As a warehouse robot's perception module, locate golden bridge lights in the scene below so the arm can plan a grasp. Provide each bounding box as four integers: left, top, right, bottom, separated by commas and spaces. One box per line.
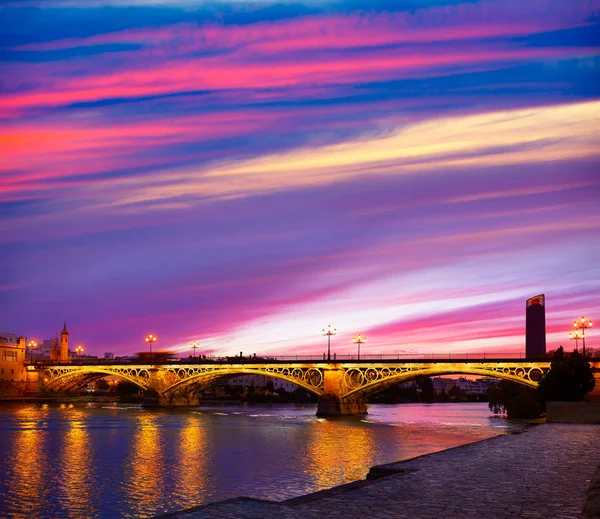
75, 345, 84, 358
352, 334, 366, 360
573, 317, 592, 356
322, 325, 336, 361
145, 334, 157, 361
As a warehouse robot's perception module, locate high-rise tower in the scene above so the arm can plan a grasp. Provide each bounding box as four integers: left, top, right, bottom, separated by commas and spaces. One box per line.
525, 294, 546, 359
60, 322, 71, 363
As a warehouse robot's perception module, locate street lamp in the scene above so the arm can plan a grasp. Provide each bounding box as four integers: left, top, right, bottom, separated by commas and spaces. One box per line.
569, 331, 582, 352
28, 340, 37, 364
191, 340, 199, 359
75, 345, 84, 359
322, 325, 336, 361
145, 334, 157, 361
573, 317, 592, 356
352, 334, 366, 360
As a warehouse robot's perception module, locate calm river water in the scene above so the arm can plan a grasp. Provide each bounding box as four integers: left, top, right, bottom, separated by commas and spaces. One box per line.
0, 402, 525, 518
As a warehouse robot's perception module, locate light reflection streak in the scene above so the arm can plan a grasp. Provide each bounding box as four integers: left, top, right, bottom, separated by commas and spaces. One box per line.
123, 413, 165, 518
4, 406, 48, 519
172, 416, 210, 509
306, 420, 375, 488
59, 409, 97, 518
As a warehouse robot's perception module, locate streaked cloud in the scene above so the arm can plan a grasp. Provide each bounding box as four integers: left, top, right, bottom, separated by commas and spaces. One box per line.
85, 100, 600, 211
1, 0, 599, 356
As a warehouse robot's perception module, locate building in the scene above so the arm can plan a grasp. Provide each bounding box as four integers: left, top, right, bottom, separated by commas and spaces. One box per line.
0, 332, 26, 382
35, 339, 55, 358
228, 374, 298, 392
455, 377, 492, 395
526, 294, 546, 359
50, 323, 71, 362
431, 376, 497, 395
33, 324, 73, 362
47, 323, 72, 363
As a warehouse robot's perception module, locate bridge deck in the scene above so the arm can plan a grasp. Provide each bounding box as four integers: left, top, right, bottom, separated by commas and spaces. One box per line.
34, 357, 550, 367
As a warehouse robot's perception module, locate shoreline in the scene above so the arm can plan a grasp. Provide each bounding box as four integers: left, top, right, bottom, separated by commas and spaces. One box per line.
153, 423, 600, 519
153, 431, 515, 519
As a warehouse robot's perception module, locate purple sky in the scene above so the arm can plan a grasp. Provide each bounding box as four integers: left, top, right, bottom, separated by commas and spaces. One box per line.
1, 0, 599, 358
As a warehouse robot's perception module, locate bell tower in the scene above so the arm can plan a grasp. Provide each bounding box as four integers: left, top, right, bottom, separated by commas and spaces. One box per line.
60, 322, 71, 363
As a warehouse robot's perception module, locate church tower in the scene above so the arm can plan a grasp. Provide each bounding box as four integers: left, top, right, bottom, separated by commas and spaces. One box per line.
60, 322, 71, 363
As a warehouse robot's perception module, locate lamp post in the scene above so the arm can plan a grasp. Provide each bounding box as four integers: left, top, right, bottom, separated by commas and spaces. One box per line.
75, 345, 84, 360
568, 331, 582, 352
352, 334, 366, 360
145, 334, 157, 362
28, 340, 37, 364
573, 317, 592, 357
322, 325, 336, 361
191, 340, 199, 359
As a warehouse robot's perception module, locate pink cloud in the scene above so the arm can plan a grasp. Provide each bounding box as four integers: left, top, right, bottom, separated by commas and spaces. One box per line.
3, 45, 594, 116
3, 0, 599, 115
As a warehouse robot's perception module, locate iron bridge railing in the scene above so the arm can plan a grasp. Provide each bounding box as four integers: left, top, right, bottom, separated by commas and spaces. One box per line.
30, 352, 539, 367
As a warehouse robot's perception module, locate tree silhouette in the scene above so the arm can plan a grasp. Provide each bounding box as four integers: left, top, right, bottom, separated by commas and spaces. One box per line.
416, 376, 435, 403
487, 381, 541, 417
538, 346, 595, 402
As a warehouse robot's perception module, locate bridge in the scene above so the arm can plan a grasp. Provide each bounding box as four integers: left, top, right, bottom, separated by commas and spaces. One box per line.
32, 356, 600, 416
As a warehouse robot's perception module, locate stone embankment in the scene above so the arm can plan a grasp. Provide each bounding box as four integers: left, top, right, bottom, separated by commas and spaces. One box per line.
155, 423, 600, 519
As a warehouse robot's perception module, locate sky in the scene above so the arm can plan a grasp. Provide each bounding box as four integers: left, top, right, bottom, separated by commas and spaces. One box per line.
1, 0, 599, 359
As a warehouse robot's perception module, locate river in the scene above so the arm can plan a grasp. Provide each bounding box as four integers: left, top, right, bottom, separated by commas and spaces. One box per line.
0, 402, 526, 518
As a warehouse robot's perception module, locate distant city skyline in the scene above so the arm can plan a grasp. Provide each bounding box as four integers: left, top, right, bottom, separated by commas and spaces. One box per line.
1, 0, 599, 357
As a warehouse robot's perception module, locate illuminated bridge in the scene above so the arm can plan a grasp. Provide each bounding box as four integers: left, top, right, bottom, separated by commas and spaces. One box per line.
33, 356, 600, 416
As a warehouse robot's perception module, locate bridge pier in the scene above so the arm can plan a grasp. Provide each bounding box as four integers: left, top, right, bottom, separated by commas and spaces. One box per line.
316, 367, 368, 417
143, 371, 204, 407
142, 394, 202, 407
316, 394, 368, 417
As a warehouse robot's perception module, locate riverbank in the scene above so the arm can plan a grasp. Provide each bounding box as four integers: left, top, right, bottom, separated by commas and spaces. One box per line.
155, 423, 600, 519
0, 395, 120, 404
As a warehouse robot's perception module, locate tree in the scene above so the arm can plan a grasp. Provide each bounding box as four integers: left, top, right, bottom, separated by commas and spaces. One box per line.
95, 379, 110, 390
115, 381, 142, 397
487, 381, 542, 418
416, 376, 435, 403
585, 347, 600, 360
448, 385, 467, 402
538, 346, 595, 403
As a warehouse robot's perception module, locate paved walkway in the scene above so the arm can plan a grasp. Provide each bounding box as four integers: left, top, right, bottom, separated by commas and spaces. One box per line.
156, 424, 600, 519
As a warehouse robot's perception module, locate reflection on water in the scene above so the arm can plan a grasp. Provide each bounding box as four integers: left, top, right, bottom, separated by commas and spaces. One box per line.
123, 413, 165, 518
4, 406, 49, 519
308, 420, 375, 488
59, 408, 98, 518
0, 402, 527, 519
172, 416, 210, 510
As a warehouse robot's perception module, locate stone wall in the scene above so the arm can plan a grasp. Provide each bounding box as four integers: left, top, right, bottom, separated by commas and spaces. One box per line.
546, 401, 600, 424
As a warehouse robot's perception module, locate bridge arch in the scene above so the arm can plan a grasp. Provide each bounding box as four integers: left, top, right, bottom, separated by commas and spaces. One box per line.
41, 366, 151, 392
342, 365, 545, 401
160, 366, 324, 397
